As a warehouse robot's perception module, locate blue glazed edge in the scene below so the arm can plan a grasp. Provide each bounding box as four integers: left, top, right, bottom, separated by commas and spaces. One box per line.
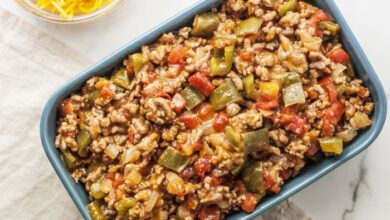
39, 0, 387, 219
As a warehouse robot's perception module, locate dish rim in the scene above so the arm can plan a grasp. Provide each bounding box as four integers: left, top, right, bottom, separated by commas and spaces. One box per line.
39, 0, 387, 219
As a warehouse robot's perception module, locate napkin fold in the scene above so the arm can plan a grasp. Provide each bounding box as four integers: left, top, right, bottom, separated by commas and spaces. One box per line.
0, 7, 310, 220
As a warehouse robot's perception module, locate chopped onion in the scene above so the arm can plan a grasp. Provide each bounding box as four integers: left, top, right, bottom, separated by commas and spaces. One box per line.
332, 63, 347, 77
145, 191, 159, 212
126, 170, 142, 186
121, 148, 141, 164
201, 120, 215, 135
337, 128, 357, 142
104, 145, 119, 160
99, 179, 112, 193
350, 112, 372, 129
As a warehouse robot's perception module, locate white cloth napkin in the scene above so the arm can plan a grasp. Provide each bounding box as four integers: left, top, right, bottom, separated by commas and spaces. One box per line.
0, 7, 310, 220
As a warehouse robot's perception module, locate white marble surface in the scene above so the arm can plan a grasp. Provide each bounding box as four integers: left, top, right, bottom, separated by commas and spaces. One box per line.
1, 0, 388, 219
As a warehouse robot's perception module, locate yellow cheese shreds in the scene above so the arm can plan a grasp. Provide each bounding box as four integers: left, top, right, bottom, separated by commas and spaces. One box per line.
35, 0, 112, 19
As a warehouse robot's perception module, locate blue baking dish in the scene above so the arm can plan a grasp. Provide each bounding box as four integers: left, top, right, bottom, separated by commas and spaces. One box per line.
40, 0, 387, 219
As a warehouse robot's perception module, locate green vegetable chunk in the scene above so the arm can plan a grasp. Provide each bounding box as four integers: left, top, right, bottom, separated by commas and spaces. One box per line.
192, 12, 220, 38
319, 137, 343, 155
243, 128, 269, 153
87, 201, 106, 220
225, 126, 243, 151
180, 86, 205, 110
90, 180, 107, 199
76, 129, 92, 157
210, 45, 235, 76
318, 21, 340, 35
158, 147, 190, 173
243, 74, 255, 99
212, 33, 237, 47
114, 198, 136, 213
60, 149, 77, 170
346, 62, 355, 77
131, 53, 147, 73
242, 161, 265, 194
278, 0, 298, 16
282, 82, 306, 107
271, 72, 301, 86
111, 68, 130, 88
210, 80, 243, 110
236, 17, 263, 37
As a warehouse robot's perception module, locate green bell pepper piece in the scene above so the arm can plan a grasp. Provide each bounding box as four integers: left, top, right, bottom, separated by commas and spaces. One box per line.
210, 80, 243, 110
242, 161, 265, 194
319, 137, 343, 155
131, 53, 148, 73
87, 201, 106, 220
243, 128, 269, 153
60, 149, 76, 170
236, 17, 263, 37
243, 74, 255, 99
225, 126, 243, 151
210, 45, 235, 76
114, 198, 136, 213
271, 72, 301, 86
158, 147, 190, 173
278, 0, 298, 16
212, 33, 237, 47
180, 86, 205, 110
318, 21, 340, 36
76, 129, 92, 157
346, 62, 355, 77
111, 68, 130, 88
282, 82, 306, 107
192, 12, 220, 38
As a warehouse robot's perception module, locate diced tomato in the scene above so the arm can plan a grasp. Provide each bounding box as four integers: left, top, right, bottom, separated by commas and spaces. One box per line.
59, 99, 73, 117
100, 85, 114, 99
112, 176, 125, 189
320, 76, 338, 103
255, 99, 279, 110
327, 47, 350, 65
194, 157, 211, 178
198, 206, 221, 220
179, 115, 200, 130
188, 72, 215, 97
241, 193, 258, 213
128, 128, 135, 144
313, 9, 330, 22
211, 176, 223, 187
322, 101, 345, 136
213, 111, 229, 132
180, 166, 196, 180
106, 172, 116, 181
287, 115, 307, 135
196, 103, 215, 121
167, 47, 187, 65
172, 93, 186, 113
239, 51, 254, 62
280, 107, 307, 135
263, 172, 280, 193
308, 9, 330, 37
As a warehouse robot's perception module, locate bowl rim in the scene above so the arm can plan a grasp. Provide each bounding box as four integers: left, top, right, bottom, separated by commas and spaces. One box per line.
15, 0, 123, 24
39, 0, 387, 219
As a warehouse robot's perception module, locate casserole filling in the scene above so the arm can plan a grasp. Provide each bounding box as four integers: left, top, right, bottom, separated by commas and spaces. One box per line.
55, 0, 373, 219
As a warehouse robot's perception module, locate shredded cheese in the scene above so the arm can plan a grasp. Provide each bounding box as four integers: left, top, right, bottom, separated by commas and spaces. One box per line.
35, 0, 112, 19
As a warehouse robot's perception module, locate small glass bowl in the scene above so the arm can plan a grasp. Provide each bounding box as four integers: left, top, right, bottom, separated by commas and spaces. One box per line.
15, 0, 124, 24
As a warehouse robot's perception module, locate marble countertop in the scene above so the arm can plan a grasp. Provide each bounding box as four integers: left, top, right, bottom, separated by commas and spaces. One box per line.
1, 0, 388, 219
